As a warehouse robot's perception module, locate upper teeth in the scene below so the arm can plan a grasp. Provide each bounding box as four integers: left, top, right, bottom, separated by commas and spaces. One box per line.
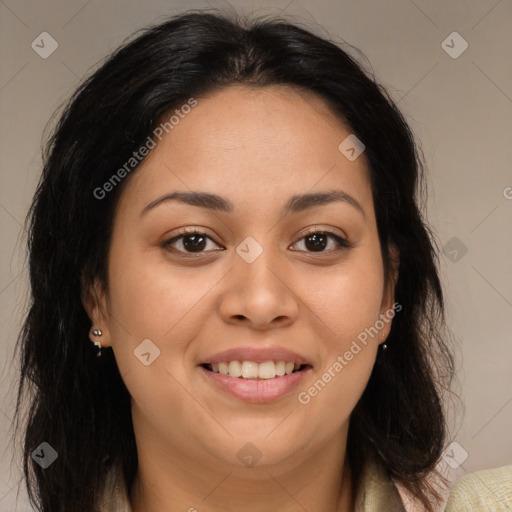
209, 361, 301, 379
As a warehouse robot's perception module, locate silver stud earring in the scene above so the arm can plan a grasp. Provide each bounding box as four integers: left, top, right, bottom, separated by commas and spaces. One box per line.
379, 331, 388, 351
91, 329, 102, 357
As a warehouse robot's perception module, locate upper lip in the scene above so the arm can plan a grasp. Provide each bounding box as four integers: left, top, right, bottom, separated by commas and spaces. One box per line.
200, 346, 312, 366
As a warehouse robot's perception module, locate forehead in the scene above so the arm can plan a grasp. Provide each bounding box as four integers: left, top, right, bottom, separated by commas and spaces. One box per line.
118, 84, 373, 217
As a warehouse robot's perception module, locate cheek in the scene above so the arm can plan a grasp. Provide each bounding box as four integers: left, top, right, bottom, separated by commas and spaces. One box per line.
300, 350, 376, 446
300, 253, 385, 343
294, 249, 383, 411
105, 251, 217, 434
107, 246, 219, 341
296, 304, 379, 438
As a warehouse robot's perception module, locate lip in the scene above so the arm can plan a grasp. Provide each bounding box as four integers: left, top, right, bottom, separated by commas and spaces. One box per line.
198, 364, 313, 403
200, 346, 311, 365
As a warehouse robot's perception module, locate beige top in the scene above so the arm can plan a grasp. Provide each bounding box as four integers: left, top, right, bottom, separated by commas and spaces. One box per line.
445, 465, 512, 512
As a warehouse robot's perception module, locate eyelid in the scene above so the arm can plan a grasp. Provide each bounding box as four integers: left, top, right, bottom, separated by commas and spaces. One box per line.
298, 225, 348, 241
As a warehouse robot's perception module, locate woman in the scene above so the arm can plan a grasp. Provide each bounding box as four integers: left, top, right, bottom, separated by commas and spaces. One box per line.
15, 10, 458, 512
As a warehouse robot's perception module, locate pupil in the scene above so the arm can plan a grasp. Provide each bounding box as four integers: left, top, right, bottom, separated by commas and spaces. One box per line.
305, 233, 327, 251
184, 234, 206, 252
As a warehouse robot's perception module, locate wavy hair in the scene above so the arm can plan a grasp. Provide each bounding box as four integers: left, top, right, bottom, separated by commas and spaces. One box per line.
14, 10, 454, 511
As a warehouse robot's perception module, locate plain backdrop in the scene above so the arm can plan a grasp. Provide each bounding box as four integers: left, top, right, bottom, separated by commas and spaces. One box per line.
0, 0, 511, 510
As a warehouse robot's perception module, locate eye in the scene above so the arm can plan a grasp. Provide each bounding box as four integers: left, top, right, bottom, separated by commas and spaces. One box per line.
162, 229, 223, 254
290, 230, 351, 253
162, 228, 351, 256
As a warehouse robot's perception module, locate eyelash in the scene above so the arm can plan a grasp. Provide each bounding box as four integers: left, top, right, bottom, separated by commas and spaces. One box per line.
162, 227, 351, 256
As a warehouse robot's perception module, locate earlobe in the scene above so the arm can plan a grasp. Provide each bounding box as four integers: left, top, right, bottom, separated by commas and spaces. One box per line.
82, 277, 113, 348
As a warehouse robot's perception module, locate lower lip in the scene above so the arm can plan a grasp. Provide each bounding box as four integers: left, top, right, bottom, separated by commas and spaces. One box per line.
198, 366, 311, 403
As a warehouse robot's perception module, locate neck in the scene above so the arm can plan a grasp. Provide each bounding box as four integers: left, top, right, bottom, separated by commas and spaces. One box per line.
129, 421, 354, 512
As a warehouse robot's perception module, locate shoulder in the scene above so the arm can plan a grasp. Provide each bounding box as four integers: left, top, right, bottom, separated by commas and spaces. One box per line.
445, 465, 512, 512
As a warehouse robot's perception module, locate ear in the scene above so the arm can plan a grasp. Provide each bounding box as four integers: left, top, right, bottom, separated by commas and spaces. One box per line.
81, 277, 113, 348
379, 243, 400, 343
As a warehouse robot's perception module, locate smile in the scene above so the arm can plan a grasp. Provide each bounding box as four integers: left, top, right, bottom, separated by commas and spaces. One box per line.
199, 362, 312, 403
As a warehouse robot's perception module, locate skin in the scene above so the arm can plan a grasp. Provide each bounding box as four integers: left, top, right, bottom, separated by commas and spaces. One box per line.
86, 85, 398, 512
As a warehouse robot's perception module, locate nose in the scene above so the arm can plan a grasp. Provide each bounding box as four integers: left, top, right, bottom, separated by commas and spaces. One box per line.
218, 249, 299, 330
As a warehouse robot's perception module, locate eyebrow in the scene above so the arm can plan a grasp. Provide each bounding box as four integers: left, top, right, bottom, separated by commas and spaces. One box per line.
140, 189, 365, 218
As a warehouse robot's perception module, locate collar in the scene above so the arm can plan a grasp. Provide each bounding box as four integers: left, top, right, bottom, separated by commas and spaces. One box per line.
355, 460, 407, 511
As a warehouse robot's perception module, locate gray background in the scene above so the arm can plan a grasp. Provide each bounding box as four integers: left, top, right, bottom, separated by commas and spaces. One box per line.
1, 0, 511, 509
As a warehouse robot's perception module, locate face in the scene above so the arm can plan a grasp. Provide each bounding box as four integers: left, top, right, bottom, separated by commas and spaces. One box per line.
88, 85, 397, 474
